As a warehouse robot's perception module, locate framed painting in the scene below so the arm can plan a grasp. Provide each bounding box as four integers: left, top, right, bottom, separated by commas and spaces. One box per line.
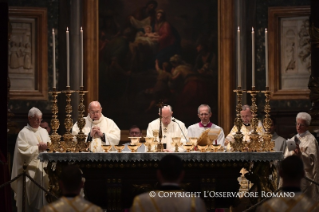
97, 0, 219, 130
8, 7, 48, 100
268, 6, 310, 100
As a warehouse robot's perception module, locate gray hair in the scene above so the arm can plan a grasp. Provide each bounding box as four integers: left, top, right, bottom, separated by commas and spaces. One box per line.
198, 104, 211, 113
296, 112, 311, 126
242, 105, 251, 111
88, 101, 102, 110
160, 105, 172, 113
28, 107, 42, 117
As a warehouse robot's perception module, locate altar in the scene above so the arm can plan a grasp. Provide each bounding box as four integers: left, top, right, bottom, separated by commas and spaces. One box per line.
39, 152, 283, 211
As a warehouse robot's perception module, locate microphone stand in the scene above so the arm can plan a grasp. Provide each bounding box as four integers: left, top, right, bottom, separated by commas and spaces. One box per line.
172, 119, 188, 143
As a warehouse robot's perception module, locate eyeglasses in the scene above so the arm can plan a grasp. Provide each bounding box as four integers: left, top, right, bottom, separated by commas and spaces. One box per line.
130, 131, 141, 135
31, 117, 42, 122
296, 123, 307, 127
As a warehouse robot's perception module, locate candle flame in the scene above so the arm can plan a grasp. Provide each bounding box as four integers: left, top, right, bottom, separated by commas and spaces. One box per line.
238, 26, 240, 30
52, 28, 54, 33
265, 28, 267, 32
67, 27, 69, 31
81, 26, 83, 30
252, 27, 254, 32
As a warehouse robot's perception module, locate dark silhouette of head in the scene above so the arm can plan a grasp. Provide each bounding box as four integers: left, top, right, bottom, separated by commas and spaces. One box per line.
59, 165, 83, 195
280, 155, 304, 187
157, 155, 184, 183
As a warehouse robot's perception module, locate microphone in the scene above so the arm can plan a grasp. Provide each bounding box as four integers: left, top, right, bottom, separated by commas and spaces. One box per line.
87, 119, 94, 142
172, 118, 188, 143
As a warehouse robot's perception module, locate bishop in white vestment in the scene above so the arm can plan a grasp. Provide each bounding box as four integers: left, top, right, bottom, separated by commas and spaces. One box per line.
72, 101, 120, 152
146, 106, 188, 152
11, 107, 51, 212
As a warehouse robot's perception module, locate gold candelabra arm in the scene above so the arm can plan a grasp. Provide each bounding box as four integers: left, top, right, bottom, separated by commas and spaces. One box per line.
231, 87, 245, 151
247, 86, 260, 134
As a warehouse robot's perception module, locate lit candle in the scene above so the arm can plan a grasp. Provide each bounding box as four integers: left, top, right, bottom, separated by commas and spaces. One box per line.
252, 27, 255, 87
66, 27, 70, 87
52, 29, 56, 89
265, 28, 268, 87
80, 27, 83, 87
237, 26, 241, 88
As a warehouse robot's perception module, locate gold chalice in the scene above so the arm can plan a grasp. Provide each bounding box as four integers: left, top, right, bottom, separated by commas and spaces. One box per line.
152, 130, 159, 140
171, 137, 182, 152
101, 145, 112, 152
197, 145, 208, 152
127, 145, 139, 152
114, 145, 125, 153
144, 137, 154, 152
183, 144, 193, 152
188, 137, 198, 151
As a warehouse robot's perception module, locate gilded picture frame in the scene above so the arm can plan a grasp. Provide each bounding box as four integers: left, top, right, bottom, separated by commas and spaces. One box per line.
8, 7, 48, 100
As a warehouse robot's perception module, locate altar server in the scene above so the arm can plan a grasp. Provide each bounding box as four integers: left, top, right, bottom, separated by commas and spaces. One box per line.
40, 165, 102, 212
146, 105, 188, 151
72, 101, 120, 152
187, 104, 225, 146
131, 155, 206, 211
11, 107, 51, 212
283, 112, 319, 201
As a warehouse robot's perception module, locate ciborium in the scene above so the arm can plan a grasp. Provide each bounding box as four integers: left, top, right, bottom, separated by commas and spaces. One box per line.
114, 145, 125, 153
183, 144, 193, 152
128, 145, 139, 152
197, 145, 208, 152
101, 145, 112, 152
144, 137, 154, 152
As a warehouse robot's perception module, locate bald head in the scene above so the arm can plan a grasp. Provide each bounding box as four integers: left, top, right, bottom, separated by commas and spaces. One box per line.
88, 101, 102, 120
161, 106, 173, 127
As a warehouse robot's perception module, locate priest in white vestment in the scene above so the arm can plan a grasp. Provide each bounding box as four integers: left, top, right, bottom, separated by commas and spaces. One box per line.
131, 155, 206, 212
225, 105, 265, 148
146, 105, 188, 152
188, 104, 225, 146
72, 101, 120, 152
40, 165, 102, 212
257, 155, 319, 212
283, 112, 319, 201
11, 107, 51, 212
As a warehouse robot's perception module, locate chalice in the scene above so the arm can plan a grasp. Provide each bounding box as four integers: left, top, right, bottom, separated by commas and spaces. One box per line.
127, 145, 139, 152
101, 145, 112, 152
171, 137, 182, 152
128, 137, 142, 148
114, 145, 125, 153
188, 137, 198, 151
197, 145, 208, 152
144, 137, 155, 152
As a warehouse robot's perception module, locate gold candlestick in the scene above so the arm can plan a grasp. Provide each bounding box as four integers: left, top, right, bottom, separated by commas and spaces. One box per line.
48, 88, 61, 152
261, 86, 274, 151
247, 86, 260, 152
62, 86, 75, 152
76, 86, 89, 152
231, 86, 244, 152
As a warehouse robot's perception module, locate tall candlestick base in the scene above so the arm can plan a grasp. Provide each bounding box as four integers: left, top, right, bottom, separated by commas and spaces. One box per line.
48, 88, 61, 152
261, 86, 274, 151
62, 86, 76, 152
75, 86, 90, 152
230, 87, 245, 152
247, 86, 261, 151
